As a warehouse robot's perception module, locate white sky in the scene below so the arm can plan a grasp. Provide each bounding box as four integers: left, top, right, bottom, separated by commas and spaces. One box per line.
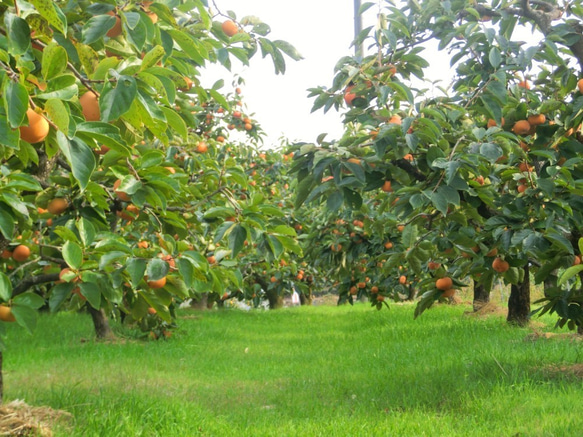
202, 0, 359, 148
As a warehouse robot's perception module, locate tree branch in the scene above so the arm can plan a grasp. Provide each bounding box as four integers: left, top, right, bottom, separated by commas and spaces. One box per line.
12, 273, 60, 296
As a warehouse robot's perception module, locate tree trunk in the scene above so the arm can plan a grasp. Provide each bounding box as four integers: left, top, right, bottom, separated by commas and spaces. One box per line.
265, 290, 283, 309
0, 351, 3, 404
507, 264, 530, 326
299, 293, 312, 305
87, 306, 115, 340
473, 280, 490, 312
190, 292, 209, 310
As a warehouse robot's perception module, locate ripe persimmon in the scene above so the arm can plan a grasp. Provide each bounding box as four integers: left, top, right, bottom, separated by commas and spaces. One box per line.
512, 120, 531, 135
47, 198, 69, 215
442, 289, 456, 298
222, 20, 239, 37
527, 114, 545, 126
19, 108, 49, 144
106, 11, 122, 38
518, 80, 530, 89
196, 141, 208, 153
12, 245, 31, 262
0, 306, 16, 322
573, 255, 581, 266
384, 241, 393, 249
492, 257, 509, 273
435, 277, 453, 290
344, 86, 357, 106
79, 91, 101, 121
578, 78, 583, 94
381, 181, 394, 192
399, 275, 407, 285
388, 114, 402, 125
148, 276, 167, 289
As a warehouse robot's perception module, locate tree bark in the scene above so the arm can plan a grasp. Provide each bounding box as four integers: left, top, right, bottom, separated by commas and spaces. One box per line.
0, 351, 3, 404
265, 290, 284, 309
473, 280, 490, 311
507, 264, 531, 326
190, 292, 209, 310
299, 291, 312, 306
87, 306, 115, 340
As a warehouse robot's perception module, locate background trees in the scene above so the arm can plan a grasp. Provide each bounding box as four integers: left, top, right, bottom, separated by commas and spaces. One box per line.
0, 0, 304, 364
291, 0, 583, 330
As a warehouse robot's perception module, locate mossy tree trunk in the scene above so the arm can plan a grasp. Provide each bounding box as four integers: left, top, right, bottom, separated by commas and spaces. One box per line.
507, 264, 530, 326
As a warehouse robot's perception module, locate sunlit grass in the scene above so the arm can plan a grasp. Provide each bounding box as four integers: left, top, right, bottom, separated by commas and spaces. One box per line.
5, 303, 582, 436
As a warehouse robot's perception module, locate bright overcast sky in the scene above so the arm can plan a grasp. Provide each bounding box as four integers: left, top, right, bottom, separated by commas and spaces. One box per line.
201, 0, 360, 148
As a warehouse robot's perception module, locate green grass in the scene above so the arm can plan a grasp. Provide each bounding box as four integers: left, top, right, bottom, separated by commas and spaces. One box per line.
5, 303, 583, 436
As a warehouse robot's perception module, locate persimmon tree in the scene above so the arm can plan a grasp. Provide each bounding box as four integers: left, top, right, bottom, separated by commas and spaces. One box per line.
291, 0, 583, 330
0, 0, 304, 400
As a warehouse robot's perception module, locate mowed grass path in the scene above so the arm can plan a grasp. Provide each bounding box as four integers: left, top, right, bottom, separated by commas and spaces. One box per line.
6, 303, 583, 436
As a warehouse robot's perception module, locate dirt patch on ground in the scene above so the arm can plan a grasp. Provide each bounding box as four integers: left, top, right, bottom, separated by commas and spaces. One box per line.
539, 363, 583, 380
463, 302, 507, 318
524, 331, 583, 342
0, 400, 71, 436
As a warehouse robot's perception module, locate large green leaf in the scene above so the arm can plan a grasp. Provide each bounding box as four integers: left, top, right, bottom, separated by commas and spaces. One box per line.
146, 257, 169, 281
63, 240, 83, 269
4, 81, 28, 129
229, 224, 247, 257
57, 133, 96, 191
126, 257, 147, 288
5, 13, 30, 55
100, 76, 137, 122
82, 14, 117, 44
11, 305, 37, 334
0, 273, 12, 302
44, 98, 71, 135
30, 0, 67, 34
41, 43, 68, 80
79, 282, 101, 310
13, 292, 45, 309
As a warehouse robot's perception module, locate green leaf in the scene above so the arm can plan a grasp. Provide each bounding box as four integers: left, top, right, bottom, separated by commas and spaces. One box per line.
480, 142, 503, 163
0, 273, 12, 302
49, 283, 74, 312
77, 217, 96, 246
273, 40, 303, 60
5, 13, 30, 55
229, 224, 247, 257
4, 81, 28, 129
79, 282, 101, 310
13, 291, 45, 309
488, 47, 502, 68
11, 305, 37, 334
63, 240, 83, 269
146, 257, 169, 281
44, 98, 70, 134
82, 14, 117, 44
57, 133, 96, 191
0, 205, 14, 239
160, 107, 187, 140
177, 257, 194, 288
558, 265, 583, 286
126, 258, 147, 288
141, 45, 165, 70
30, 0, 66, 34
41, 43, 68, 80
100, 76, 137, 122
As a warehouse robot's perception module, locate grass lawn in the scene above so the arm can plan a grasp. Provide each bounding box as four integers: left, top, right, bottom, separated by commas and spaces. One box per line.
5, 301, 583, 436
